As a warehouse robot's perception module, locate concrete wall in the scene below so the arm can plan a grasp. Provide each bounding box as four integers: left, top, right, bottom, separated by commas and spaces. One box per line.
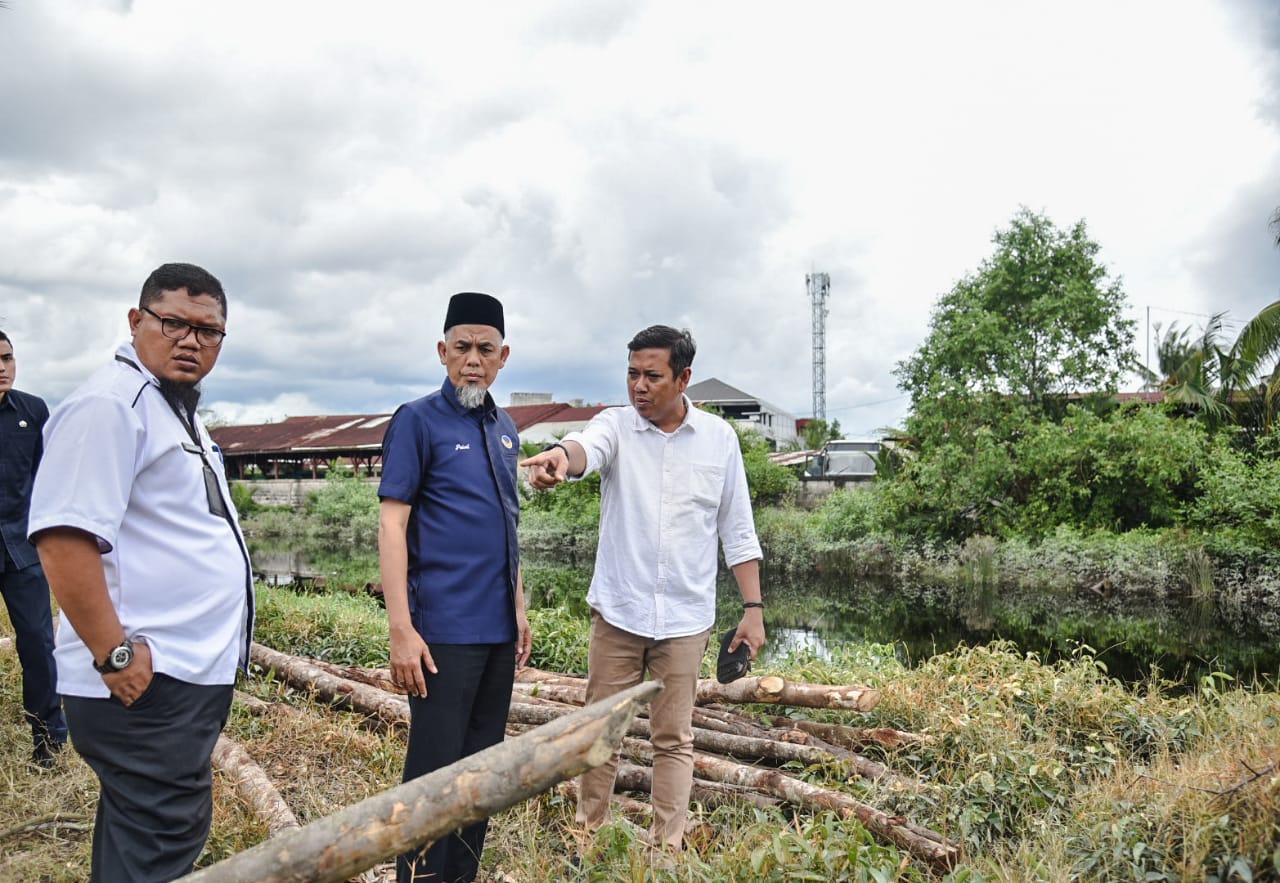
235, 478, 379, 509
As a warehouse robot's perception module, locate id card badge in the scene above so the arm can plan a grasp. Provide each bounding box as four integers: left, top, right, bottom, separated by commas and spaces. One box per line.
183, 442, 229, 519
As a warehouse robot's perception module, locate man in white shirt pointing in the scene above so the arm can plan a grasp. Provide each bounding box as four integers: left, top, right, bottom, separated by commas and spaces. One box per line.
521, 324, 765, 855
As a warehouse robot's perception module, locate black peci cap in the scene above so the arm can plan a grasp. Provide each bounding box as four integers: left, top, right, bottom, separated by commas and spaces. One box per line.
443, 292, 504, 338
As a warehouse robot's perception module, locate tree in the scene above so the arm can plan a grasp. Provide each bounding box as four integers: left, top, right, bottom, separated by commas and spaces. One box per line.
895, 208, 1137, 440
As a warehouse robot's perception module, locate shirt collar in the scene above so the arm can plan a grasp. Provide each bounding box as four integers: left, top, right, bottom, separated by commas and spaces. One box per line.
114, 342, 160, 386
0, 392, 14, 412
628, 394, 697, 434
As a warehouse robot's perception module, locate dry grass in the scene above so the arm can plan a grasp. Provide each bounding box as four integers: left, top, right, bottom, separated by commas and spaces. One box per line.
5, 596, 1280, 881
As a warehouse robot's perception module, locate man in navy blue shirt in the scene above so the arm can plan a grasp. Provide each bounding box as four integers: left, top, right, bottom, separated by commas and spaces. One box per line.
378, 292, 531, 883
0, 330, 67, 769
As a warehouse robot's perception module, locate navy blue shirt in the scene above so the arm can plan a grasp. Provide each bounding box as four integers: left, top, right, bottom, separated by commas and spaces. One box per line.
378, 380, 520, 644
0, 389, 50, 569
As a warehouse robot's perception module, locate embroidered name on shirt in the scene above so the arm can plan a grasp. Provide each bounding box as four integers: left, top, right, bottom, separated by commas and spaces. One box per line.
455, 443, 471, 451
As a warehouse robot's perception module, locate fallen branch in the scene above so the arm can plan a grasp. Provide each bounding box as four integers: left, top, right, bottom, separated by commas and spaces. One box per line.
182, 681, 663, 883
0, 814, 91, 844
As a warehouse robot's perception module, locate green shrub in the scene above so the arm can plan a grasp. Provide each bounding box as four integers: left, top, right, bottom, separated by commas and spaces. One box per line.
230, 481, 260, 515
1185, 433, 1280, 556
303, 473, 379, 545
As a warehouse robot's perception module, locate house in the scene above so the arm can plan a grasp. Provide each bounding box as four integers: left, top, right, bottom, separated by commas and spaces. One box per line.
685, 378, 798, 448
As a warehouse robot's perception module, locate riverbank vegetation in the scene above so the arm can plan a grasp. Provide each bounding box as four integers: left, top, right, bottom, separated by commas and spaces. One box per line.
4, 586, 1276, 881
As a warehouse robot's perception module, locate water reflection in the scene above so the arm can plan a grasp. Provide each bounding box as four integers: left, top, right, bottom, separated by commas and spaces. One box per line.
750, 570, 1280, 688
763, 626, 831, 665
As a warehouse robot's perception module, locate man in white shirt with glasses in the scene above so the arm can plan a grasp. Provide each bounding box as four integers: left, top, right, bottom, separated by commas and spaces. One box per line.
521, 324, 765, 857
29, 262, 253, 883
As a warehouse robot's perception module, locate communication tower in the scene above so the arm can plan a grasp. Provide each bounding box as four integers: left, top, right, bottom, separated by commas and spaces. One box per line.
807, 272, 830, 421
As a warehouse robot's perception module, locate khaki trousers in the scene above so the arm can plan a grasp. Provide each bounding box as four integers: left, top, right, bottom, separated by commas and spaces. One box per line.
576, 610, 710, 849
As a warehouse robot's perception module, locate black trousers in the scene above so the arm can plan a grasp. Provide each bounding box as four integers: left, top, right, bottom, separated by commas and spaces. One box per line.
0, 553, 66, 746
64, 674, 233, 883
399, 642, 515, 883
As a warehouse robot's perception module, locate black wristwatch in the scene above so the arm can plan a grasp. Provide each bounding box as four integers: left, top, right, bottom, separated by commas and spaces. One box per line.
94, 640, 135, 674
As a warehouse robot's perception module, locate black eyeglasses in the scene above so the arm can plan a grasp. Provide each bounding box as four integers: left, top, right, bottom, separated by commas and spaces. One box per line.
141, 306, 226, 348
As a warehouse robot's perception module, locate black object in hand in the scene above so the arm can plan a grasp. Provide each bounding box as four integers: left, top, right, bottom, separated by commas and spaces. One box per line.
716, 628, 751, 684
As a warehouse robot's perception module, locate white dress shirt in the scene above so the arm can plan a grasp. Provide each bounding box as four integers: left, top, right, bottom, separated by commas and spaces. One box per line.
562, 397, 762, 640
28, 343, 253, 698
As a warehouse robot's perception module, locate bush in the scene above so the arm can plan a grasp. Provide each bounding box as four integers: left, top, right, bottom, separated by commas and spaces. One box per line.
304, 473, 380, 545
230, 481, 259, 515
1185, 432, 1280, 556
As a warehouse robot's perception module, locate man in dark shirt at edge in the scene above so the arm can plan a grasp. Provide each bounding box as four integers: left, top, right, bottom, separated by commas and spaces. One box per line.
0, 330, 68, 769
377, 292, 532, 883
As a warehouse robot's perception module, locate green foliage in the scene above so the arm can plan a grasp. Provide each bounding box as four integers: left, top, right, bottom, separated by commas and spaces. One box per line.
801, 418, 842, 450
814, 487, 887, 541
303, 472, 380, 545
230, 481, 260, 515
252, 584, 388, 665
1007, 405, 1208, 536
895, 208, 1137, 451
877, 425, 1017, 541
735, 423, 798, 505
524, 604, 591, 674
877, 405, 1210, 542
1185, 431, 1280, 554
519, 470, 601, 529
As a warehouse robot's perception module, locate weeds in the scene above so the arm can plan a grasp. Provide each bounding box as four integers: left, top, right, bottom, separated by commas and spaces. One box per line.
6, 588, 1278, 881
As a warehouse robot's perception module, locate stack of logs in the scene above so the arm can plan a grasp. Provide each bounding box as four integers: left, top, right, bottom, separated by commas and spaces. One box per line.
216, 642, 960, 873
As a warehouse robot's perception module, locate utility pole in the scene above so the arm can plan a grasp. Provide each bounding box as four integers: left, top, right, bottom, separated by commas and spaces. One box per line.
807, 272, 830, 422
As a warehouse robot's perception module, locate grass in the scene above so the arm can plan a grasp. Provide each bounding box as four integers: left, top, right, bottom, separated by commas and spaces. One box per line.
3, 589, 1278, 881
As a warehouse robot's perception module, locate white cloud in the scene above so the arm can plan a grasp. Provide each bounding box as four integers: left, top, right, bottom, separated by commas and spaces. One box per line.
0, 0, 1276, 439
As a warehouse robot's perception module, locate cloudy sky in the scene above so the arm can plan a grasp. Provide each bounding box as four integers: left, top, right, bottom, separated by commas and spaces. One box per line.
1, 0, 1277, 437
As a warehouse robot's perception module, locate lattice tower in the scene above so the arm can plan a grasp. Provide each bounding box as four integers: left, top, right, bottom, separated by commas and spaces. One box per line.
807, 272, 830, 421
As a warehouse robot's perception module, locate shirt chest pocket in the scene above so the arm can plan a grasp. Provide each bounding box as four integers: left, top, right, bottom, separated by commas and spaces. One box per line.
689, 463, 724, 509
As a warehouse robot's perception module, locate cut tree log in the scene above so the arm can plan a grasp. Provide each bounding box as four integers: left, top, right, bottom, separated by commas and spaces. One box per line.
517, 666, 883, 712
509, 700, 909, 787
687, 750, 960, 870
756, 713, 930, 750
250, 643, 410, 730
696, 676, 881, 711
604, 736, 959, 870
211, 736, 302, 837
555, 764, 782, 814
181, 681, 663, 883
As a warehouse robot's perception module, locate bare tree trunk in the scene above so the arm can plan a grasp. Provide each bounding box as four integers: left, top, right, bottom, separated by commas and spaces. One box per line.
509, 700, 905, 785
687, 751, 960, 870
610, 737, 958, 870
696, 676, 881, 711
555, 763, 783, 814
211, 736, 301, 837
517, 667, 883, 711
249, 643, 410, 730
182, 681, 662, 883
303, 658, 398, 694
757, 713, 929, 750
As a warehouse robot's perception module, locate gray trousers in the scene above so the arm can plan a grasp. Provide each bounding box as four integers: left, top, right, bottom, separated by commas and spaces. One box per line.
64, 674, 234, 883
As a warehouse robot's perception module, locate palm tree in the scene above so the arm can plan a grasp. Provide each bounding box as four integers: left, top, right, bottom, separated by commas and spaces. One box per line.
1139, 317, 1234, 427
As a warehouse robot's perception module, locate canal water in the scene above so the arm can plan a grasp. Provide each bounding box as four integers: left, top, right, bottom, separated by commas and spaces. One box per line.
251, 543, 1280, 689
